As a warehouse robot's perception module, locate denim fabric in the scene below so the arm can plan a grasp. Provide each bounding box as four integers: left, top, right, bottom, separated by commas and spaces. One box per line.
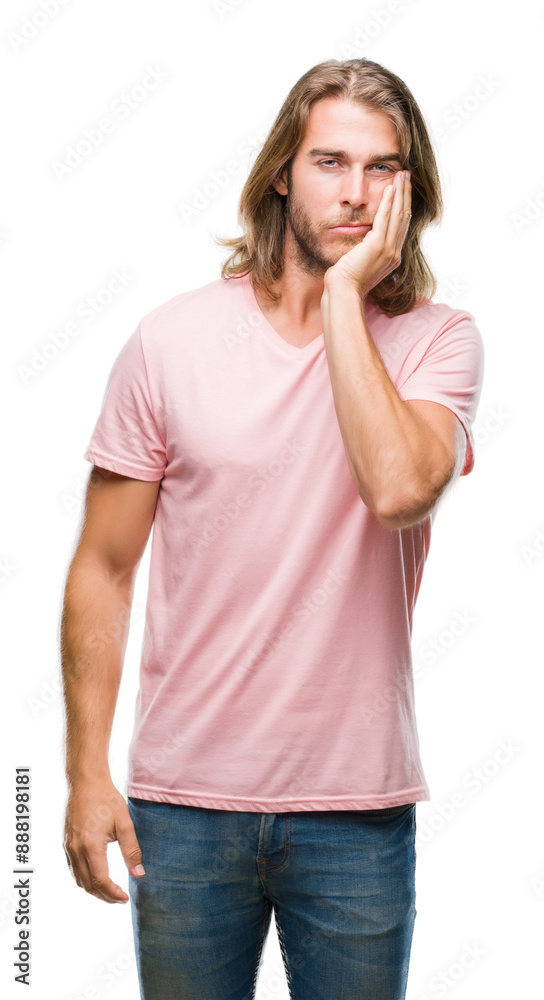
127, 797, 417, 1000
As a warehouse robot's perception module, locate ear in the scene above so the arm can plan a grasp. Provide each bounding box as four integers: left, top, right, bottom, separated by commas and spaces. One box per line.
271, 164, 289, 197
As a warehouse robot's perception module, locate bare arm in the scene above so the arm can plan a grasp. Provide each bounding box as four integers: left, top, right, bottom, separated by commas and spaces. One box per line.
60, 465, 161, 903
320, 279, 455, 527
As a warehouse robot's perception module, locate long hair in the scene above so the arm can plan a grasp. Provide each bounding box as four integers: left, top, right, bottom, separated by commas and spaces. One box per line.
212, 58, 443, 317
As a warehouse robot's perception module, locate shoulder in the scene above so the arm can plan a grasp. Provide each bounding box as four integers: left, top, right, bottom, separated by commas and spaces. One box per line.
142, 276, 237, 330
372, 295, 483, 350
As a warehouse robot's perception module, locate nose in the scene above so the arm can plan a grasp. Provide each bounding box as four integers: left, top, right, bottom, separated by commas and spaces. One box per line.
338, 166, 371, 208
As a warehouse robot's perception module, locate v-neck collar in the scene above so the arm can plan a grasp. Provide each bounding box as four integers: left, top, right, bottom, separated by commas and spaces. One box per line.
240, 272, 325, 361
239, 271, 378, 361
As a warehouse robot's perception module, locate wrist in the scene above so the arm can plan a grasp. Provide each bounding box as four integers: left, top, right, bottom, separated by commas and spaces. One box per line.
322, 273, 368, 304
321, 276, 370, 326
66, 763, 112, 787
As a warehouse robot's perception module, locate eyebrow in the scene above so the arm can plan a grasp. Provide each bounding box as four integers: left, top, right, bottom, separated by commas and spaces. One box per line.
307, 148, 403, 164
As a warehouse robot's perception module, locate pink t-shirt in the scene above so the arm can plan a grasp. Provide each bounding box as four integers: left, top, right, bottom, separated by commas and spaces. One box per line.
84, 272, 484, 811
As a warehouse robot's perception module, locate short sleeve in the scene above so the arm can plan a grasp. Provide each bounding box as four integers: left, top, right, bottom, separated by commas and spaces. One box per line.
397, 309, 485, 476
83, 324, 166, 480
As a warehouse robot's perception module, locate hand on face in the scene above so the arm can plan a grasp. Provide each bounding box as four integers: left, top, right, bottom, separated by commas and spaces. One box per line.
323, 170, 412, 297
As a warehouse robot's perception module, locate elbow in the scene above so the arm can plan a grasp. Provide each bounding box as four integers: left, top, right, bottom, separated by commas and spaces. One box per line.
375, 499, 434, 530
375, 464, 455, 530
374, 495, 421, 530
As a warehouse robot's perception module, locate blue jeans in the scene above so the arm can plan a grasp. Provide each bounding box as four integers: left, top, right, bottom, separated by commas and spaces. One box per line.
127, 797, 417, 1000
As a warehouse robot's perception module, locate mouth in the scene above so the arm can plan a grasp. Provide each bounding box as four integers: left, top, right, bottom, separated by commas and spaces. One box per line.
329, 224, 372, 234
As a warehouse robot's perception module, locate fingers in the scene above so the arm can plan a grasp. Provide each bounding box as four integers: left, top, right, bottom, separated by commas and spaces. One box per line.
400, 170, 412, 244
82, 842, 130, 903
116, 812, 146, 879
391, 171, 412, 259
371, 181, 395, 243
63, 783, 135, 905
397, 170, 411, 223
65, 836, 129, 903
372, 172, 411, 265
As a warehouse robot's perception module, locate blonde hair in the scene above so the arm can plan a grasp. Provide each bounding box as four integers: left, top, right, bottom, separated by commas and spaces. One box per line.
212, 58, 443, 317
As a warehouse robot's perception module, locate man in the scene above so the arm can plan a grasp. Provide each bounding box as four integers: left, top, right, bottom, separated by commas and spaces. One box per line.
61, 57, 484, 1000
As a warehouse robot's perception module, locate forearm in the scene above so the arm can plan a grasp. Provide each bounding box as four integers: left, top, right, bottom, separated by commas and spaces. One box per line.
60, 560, 134, 786
321, 279, 453, 521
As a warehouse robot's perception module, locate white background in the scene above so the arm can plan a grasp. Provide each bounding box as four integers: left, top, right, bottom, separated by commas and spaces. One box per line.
1, 0, 543, 997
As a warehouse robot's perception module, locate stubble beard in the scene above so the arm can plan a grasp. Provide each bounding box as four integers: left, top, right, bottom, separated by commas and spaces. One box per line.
285, 186, 363, 277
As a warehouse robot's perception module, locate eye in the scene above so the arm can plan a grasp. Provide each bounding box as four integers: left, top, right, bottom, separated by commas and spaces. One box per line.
317, 160, 397, 172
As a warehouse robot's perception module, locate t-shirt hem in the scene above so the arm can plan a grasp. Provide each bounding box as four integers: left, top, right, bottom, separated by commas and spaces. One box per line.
84, 448, 164, 481
125, 782, 430, 812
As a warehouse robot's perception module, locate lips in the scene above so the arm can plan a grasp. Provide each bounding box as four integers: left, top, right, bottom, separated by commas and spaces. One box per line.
329, 223, 372, 233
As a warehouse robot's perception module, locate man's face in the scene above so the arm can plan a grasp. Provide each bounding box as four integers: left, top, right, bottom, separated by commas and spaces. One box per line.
274, 97, 404, 276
